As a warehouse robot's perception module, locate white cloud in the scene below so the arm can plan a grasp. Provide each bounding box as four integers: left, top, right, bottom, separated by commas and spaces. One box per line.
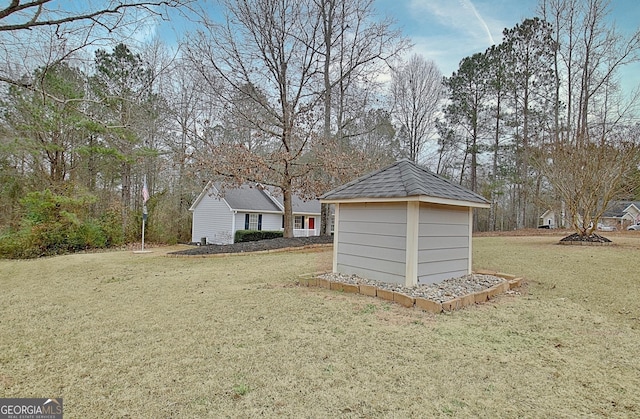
402, 0, 521, 74
408, 0, 502, 49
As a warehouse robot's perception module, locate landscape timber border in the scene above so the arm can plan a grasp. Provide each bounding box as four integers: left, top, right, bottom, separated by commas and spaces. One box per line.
298, 269, 523, 314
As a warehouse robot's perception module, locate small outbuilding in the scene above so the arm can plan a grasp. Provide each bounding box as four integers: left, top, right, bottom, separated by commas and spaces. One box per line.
321, 159, 490, 286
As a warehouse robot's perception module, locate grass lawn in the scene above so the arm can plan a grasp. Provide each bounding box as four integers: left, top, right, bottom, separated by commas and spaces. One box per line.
1, 234, 640, 417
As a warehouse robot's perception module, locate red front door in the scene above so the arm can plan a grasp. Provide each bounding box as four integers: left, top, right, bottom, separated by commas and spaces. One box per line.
308, 217, 315, 230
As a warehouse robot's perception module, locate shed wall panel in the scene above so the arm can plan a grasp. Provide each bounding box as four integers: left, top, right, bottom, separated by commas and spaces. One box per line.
418, 236, 469, 250
417, 204, 470, 284
339, 232, 406, 250
339, 243, 406, 262
419, 205, 469, 224
418, 259, 469, 276
339, 203, 407, 223
418, 223, 468, 237
418, 247, 469, 263
336, 202, 407, 284
340, 221, 407, 237
419, 269, 468, 284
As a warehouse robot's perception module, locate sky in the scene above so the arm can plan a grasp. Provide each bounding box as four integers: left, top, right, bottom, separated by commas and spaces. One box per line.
150, 0, 640, 89
375, 0, 539, 76
374, 0, 640, 79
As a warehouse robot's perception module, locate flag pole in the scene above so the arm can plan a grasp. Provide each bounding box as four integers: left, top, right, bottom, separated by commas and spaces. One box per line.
142, 205, 147, 251
141, 174, 149, 252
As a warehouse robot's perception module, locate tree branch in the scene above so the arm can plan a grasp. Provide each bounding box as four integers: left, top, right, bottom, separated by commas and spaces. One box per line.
0, 1, 193, 32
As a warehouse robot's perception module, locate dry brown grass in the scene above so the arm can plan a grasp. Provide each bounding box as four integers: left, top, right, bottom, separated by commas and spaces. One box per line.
2, 235, 640, 417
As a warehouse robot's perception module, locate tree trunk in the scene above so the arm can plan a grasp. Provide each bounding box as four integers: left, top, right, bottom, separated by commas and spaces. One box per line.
282, 177, 294, 238
121, 161, 131, 239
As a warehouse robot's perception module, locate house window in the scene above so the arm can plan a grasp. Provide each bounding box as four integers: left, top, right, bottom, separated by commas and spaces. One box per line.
249, 213, 259, 230
245, 213, 262, 230
294, 216, 304, 229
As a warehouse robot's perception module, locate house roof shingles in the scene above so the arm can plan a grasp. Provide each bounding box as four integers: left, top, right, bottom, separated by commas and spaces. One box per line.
321, 159, 489, 205
219, 184, 282, 213
190, 182, 321, 214
264, 186, 321, 214
602, 201, 640, 218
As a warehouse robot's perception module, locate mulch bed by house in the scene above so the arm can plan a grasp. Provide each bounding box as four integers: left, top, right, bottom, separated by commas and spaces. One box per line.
169, 235, 334, 256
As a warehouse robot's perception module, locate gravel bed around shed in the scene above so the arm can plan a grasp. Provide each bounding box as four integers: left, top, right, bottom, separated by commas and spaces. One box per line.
318, 272, 506, 303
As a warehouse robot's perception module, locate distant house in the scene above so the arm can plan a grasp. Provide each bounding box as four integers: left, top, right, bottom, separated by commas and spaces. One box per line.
539, 201, 640, 230
321, 159, 490, 286
189, 182, 321, 244
539, 209, 563, 228
601, 201, 640, 229
539, 208, 587, 229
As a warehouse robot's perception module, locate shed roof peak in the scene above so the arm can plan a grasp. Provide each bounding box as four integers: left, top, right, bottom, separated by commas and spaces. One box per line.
321, 159, 488, 205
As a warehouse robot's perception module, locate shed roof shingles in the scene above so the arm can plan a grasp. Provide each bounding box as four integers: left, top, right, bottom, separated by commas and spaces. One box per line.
321, 159, 488, 204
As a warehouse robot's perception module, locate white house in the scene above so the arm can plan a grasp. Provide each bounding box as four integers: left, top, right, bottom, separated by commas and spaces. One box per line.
601, 201, 640, 229
321, 159, 490, 286
189, 183, 321, 244
539, 209, 562, 228
540, 201, 640, 231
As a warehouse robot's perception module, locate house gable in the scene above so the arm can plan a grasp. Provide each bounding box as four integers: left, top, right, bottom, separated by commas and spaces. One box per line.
190, 184, 235, 244
623, 203, 640, 223
599, 201, 640, 227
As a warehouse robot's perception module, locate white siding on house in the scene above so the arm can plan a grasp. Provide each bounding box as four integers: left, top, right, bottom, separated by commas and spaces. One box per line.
336, 202, 407, 285
191, 192, 234, 244
234, 212, 282, 232
540, 211, 555, 228
261, 213, 282, 231
417, 204, 469, 284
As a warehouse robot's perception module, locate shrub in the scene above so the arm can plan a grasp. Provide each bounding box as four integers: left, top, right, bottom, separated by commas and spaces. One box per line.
0, 189, 118, 259
234, 230, 283, 243
98, 205, 124, 247
0, 229, 31, 259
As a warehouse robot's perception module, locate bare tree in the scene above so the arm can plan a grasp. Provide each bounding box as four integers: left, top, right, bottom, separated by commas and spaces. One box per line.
0, 1, 195, 94
315, 0, 407, 234
162, 58, 221, 237
184, 0, 324, 238
536, 0, 640, 237
534, 133, 640, 236
390, 54, 445, 163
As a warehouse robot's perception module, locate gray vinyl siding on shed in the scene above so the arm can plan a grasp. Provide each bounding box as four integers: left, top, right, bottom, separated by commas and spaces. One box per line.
191, 192, 234, 244
322, 159, 487, 286
417, 204, 469, 284
336, 202, 407, 285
